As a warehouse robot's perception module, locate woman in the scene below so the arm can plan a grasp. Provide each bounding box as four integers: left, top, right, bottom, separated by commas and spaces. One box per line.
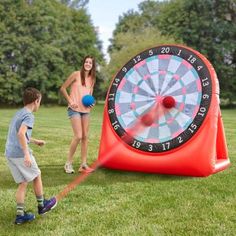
60, 55, 96, 174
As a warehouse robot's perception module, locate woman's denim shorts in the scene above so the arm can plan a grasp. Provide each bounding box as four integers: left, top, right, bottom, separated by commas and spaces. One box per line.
67, 107, 89, 118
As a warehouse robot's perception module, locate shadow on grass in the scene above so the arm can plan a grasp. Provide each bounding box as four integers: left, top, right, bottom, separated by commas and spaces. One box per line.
0, 164, 192, 190
39, 164, 191, 188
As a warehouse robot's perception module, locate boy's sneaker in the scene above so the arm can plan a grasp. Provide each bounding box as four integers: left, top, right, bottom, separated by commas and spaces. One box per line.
15, 212, 35, 225
38, 197, 57, 215
78, 163, 94, 173
64, 162, 74, 174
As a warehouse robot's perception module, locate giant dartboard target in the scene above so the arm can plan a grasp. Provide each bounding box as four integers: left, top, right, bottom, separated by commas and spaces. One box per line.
98, 45, 230, 176
108, 45, 212, 153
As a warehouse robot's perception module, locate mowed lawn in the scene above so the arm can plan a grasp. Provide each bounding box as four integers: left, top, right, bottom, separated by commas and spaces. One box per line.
0, 105, 235, 236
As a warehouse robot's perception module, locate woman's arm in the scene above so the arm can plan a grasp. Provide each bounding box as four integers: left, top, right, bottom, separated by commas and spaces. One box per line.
60, 71, 78, 105
90, 87, 94, 95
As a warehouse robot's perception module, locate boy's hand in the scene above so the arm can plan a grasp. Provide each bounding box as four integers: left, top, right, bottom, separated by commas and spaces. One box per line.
24, 153, 32, 167
34, 139, 46, 146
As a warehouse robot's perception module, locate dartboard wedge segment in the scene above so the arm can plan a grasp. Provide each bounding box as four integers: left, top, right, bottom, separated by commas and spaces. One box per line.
98, 44, 230, 177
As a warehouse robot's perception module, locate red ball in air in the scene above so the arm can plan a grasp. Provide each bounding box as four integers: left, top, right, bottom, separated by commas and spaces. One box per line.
140, 113, 154, 126
162, 96, 176, 108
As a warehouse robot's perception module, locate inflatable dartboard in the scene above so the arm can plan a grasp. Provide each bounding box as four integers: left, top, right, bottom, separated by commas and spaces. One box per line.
98, 45, 230, 176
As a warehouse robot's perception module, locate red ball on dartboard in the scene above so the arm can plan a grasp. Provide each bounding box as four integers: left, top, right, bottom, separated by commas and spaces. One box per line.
162, 96, 176, 108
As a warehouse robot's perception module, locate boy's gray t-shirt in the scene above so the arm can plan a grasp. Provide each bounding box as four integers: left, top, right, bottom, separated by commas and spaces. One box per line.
5, 107, 34, 158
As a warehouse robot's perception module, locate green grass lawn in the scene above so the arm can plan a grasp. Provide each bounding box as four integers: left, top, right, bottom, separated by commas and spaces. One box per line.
0, 105, 235, 236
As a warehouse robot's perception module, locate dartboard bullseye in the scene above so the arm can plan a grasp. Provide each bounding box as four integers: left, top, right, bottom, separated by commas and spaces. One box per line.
107, 45, 212, 152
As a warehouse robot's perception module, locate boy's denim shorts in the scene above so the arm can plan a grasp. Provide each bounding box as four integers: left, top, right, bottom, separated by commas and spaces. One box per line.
67, 107, 89, 118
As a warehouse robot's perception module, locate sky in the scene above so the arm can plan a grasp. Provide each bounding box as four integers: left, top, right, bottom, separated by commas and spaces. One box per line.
87, 0, 143, 61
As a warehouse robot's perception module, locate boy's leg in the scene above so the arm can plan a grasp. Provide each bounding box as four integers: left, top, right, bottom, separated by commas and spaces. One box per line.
33, 174, 43, 196
16, 182, 28, 215
33, 174, 44, 207
15, 182, 35, 224
6, 158, 36, 224
33, 174, 57, 215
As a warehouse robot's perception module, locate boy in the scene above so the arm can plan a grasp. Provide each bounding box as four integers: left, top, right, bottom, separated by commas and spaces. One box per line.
5, 87, 57, 224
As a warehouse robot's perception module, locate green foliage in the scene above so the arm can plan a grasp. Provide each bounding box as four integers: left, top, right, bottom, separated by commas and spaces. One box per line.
106, 0, 236, 105
0, 0, 103, 105
108, 10, 143, 54
103, 28, 180, 91
157, 0, 236, 104
109, 1, 167, 54
103, 1, 181, 90
59, 0, 89, 9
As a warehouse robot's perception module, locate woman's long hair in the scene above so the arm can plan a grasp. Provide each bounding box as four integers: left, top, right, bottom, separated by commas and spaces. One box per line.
80, 55, 96, 87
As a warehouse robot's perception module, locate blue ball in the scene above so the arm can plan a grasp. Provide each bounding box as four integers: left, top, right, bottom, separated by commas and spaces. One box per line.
82, 95, 95, 107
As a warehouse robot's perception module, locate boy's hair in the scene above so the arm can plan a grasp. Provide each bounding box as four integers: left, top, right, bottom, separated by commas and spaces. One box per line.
23, 87, 41, 106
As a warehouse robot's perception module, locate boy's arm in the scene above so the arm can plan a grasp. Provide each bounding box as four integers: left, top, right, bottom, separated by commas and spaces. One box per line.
30, 138, 45, 146
18, 124, 31, 167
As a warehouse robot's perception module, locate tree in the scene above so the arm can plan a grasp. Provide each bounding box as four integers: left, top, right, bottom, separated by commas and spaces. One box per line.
59, 0, 89, 9
103, 0, 179, 90
107, 0, 236, 105
158, 0, 236, 104
102, 27, 179, 91
108, 10, 143, 54
109, 0, 168, 54
0, 0, 104, 105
